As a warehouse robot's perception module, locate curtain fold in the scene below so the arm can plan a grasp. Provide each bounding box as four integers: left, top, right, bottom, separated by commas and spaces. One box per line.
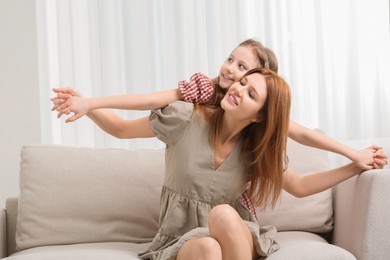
37, 0, 390, 149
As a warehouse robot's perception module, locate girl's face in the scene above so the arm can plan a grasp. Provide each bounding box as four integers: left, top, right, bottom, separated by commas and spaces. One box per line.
219, 45, 260, 89
220, 72, 267, 123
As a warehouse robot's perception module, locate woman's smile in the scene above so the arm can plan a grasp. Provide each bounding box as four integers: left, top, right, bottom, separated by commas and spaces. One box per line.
228, 93, 238, 106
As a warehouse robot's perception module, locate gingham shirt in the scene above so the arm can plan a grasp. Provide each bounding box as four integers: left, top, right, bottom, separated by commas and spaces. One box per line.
178, 73, 214, 103
178, 73, 258, 219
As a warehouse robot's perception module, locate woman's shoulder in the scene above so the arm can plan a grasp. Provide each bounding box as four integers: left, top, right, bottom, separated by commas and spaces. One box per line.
161, 101, 194, 120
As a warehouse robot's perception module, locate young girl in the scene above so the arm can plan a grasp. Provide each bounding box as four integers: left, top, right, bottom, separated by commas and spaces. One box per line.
57, 67, 374, 259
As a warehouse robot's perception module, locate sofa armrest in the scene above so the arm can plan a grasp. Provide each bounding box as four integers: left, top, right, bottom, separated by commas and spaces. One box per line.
332, 169, 390, 259
0, 208, 6, 258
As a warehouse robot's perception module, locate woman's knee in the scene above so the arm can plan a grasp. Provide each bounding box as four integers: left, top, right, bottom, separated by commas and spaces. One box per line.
177, 237, 222, 260
208, 204, 255, 257
197, 237, 222, 258
208, 204, 243, 236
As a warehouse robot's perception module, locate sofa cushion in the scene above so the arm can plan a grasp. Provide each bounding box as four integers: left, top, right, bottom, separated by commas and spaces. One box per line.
7, 234, 355, 260
7, 242, 150, 260
258, 136, 333, 233
15, 145, 165, 251
262, 231, 356, 259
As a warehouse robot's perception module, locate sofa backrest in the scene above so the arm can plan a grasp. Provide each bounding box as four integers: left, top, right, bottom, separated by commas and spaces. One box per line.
13, 136, 332, 253
15, 145, 165, 252
258, 136, 333, 233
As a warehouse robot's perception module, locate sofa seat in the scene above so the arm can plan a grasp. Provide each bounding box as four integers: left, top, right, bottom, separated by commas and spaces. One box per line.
5, 232, 355, 260
262, 232, 355, 259
5, 242, 150, 260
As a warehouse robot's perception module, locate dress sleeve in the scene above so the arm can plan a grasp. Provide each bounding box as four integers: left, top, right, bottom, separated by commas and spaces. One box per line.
178, 73, 215, 103
149, 101, 194, 144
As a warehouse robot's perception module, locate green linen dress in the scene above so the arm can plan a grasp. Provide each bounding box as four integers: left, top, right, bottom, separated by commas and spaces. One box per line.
138, 101, 279, 260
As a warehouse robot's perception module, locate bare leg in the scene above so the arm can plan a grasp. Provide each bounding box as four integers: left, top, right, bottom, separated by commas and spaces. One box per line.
177, 237, 223, 260
208, 204, 255, 260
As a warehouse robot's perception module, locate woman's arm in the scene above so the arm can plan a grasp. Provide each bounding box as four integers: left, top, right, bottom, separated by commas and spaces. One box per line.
282, 162, 363, 198
51, 88, 158, 137
88, 113, 155, 139
288, 120, 387, 169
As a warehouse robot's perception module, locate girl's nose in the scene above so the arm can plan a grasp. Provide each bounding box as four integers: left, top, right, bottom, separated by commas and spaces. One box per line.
227, 64, 234, 74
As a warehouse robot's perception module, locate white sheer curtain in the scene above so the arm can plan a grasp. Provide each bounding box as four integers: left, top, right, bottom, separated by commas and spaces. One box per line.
37, 0, 390, 150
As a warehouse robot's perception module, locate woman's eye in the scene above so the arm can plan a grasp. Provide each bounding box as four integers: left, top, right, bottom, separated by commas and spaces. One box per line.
249, 91, 255, 99
239, 80, 245, 86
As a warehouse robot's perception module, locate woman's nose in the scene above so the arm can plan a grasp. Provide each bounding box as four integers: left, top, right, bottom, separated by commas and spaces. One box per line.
234, 85, 243, 96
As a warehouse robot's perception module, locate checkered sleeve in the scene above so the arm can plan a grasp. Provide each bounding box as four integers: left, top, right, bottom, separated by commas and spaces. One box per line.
240, 190, 258, 220
178, 73, 215, 103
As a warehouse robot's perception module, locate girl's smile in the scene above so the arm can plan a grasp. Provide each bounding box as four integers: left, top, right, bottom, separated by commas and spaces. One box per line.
219, 45, 260, 89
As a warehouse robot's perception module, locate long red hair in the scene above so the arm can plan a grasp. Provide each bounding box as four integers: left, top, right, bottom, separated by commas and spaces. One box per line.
203, 68, 291, 208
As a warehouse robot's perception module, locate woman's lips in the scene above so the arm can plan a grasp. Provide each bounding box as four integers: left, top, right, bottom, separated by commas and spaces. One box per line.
229, 94, 238, 105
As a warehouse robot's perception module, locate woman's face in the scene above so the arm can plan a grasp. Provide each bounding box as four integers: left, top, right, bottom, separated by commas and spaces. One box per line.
219, 46, 260, 89
220, 72, 267, 123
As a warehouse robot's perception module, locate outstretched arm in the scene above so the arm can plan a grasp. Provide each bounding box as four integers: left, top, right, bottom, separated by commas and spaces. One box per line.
283, 162, 363, 198
51, 72, 215, 123
51, 87, 180, 122
288, 120, 387, 169
88, 113, 155, 139
50, 88, 158, 138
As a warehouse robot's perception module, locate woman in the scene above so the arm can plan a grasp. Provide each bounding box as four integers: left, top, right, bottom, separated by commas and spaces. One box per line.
58, 68, 369, 259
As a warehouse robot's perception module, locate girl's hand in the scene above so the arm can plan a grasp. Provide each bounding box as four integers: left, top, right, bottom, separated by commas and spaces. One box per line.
53, 95, 91, 123
51, 88, 89, 123
52, 87, 84, 98
51, 87, 85, 118
373, 148, 388, 169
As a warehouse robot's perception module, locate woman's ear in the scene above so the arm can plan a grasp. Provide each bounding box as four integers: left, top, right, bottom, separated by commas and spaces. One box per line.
252, 113, 263, 123
251, 116, 262, 123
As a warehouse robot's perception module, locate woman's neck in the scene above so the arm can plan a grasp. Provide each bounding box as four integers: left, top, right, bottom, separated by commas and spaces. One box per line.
218, 114, 247, 145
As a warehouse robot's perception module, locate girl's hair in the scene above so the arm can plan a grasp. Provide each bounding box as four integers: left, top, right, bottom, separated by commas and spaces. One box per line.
207, 68, 291, 208
212, 39, 279, 107
239, 39, 278, 73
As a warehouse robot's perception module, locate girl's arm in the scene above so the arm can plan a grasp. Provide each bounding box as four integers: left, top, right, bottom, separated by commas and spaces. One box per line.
51, 87, 181, 111
51, 72, 214, 122
288, 120, 387, 169
52, 88, 180, 120
282, 162, 363, 198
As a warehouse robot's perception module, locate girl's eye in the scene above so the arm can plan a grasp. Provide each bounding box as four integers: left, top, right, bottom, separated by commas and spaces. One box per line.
249, 92, 254, 99
239, 64, 246, 70
228, 58, 233, 63
239, 80, 245, 86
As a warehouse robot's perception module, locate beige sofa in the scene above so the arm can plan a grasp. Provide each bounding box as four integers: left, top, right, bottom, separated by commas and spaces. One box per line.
1, 139, 389, 260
